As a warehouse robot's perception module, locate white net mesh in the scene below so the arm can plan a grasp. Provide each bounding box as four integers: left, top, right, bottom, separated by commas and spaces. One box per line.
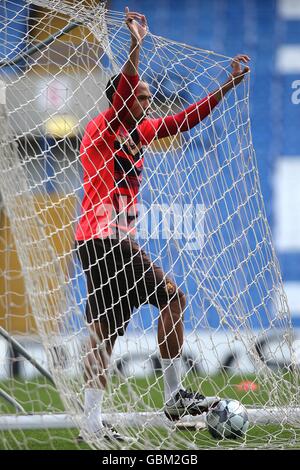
0, 0, 300, 450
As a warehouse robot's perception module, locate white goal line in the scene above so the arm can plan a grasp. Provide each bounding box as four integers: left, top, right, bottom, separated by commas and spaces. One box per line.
1, 408, 300, 430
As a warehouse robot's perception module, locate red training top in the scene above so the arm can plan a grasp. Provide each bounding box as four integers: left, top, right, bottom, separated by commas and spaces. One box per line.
75, 73, 218, 240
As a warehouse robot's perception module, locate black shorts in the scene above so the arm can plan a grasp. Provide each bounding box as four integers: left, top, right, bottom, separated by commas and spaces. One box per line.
76, 237, 184, 336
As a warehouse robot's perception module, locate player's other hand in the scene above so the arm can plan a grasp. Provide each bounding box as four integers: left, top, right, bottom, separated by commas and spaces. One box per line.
125, 6, 148, 45
230, 54, 250, 85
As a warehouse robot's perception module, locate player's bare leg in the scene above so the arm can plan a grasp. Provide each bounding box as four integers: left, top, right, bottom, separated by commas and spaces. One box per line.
84, 321, 117, 390
158, 290, 185, 359
79, 322, 133, 443
158, 289, 220, 420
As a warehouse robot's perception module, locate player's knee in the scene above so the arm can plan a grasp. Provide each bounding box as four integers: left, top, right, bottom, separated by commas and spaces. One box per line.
169, 288, 186, 316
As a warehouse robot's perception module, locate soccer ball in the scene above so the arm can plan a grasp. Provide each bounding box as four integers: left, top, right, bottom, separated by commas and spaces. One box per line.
205, 399, 249, 440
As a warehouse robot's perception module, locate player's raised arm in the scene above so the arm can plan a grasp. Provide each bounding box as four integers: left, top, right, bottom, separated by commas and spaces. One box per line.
138, 55, 250, 144
164, 54, 250, 133
105, 7, 148, 134
123, 7, 148, 76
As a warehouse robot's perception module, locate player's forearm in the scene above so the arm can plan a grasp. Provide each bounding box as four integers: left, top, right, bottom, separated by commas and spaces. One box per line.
104, 37, 141, 133
156, 95, 218, 138
105, 72, 139, 132
211, 76, 240, 103
123, 40, 141, 76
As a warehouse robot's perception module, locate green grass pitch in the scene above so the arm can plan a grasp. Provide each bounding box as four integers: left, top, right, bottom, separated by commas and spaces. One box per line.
0, 373, 299, 450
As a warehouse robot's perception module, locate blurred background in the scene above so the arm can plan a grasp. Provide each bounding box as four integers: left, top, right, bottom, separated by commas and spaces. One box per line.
111, 0, 300, 324
0, 0, 299, 378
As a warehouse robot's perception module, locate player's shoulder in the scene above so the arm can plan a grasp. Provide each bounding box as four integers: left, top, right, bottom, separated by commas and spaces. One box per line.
137, 117, 153, 133
137, 117, 162, 142
83, 109, 112, 141
90, 108, 109, 127
138, 117, 161, 129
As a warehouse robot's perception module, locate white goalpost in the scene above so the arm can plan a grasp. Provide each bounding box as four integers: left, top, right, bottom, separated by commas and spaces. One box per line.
0, 0, 300, 450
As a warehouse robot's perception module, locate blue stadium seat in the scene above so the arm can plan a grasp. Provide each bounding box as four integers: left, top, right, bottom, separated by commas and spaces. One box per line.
0, 0, 29, 71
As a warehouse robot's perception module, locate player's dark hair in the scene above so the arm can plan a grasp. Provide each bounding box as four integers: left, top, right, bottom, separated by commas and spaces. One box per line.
105, 74, 121, 105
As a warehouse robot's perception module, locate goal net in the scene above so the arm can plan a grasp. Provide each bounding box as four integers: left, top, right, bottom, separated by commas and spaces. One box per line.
0, 0, 299, 450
